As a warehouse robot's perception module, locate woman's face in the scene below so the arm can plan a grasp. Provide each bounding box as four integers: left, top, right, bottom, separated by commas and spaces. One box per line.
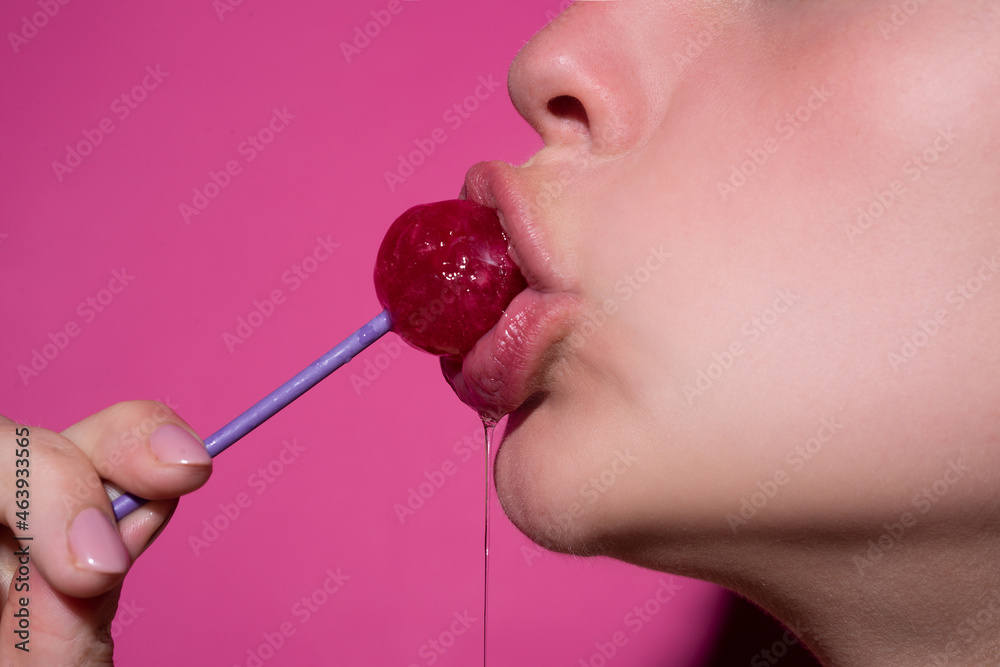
446, 0, 1000, 575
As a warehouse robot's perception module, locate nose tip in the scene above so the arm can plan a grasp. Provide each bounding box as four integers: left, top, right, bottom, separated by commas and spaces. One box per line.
506, 2, 667, 155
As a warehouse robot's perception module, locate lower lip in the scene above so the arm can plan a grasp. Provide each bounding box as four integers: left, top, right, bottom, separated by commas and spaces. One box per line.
448, 286, 579, 420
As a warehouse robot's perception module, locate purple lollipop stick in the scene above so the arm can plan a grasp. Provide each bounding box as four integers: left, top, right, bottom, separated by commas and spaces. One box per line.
111, 310, 393, 521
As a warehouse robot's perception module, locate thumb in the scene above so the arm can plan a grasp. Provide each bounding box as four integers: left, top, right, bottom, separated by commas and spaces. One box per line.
0, 532, 120, 666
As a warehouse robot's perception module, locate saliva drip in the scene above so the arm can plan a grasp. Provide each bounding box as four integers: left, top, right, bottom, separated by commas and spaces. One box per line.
481, 415, 497, 667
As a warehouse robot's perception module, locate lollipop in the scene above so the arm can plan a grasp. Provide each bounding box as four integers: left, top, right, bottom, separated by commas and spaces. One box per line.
112, 200, 525, 519
375, 199, 526, 357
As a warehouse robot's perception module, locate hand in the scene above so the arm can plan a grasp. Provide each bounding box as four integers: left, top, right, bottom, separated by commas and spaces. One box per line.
0, 401, 211, 665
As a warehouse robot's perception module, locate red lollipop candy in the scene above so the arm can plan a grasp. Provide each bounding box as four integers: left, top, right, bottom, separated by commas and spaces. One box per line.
375, 199, 527, 356
113, 199, 525, 519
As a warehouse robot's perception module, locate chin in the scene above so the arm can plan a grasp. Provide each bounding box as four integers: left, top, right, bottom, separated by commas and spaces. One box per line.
494, 387, 656, 558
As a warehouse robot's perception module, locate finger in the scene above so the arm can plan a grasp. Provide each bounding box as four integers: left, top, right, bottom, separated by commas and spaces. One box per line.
0, 417, 130, 600
0, 530, 118, 666
62, 400, 212, 501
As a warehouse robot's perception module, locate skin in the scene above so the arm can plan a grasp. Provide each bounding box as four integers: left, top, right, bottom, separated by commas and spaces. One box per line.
5, 1, 997, 665
0, 403, 211, 664
483, 1, 1000, 665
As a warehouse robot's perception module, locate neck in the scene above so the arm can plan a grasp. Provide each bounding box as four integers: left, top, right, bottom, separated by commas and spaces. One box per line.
637, 522, 1000, 666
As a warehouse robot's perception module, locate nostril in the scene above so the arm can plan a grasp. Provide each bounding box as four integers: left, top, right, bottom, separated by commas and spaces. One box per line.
547, 95, 589, 129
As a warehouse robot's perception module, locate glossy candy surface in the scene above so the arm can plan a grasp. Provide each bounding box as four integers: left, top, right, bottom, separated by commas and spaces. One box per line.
374, 199, 526, 356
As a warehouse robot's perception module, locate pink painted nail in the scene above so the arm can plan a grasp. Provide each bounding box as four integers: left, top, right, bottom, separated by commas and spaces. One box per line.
149, 423, 210, 465
69, 508, 130, 574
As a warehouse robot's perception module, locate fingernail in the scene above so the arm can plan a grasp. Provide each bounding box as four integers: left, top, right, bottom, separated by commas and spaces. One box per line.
149, 423, 210, 465
69, 508, 130, 574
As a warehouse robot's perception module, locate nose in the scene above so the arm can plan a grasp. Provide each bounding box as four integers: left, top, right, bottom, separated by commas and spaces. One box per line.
507, 2, 670, 155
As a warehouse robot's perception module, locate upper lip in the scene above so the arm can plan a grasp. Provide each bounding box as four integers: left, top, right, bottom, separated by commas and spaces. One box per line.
443, 160, 581, 420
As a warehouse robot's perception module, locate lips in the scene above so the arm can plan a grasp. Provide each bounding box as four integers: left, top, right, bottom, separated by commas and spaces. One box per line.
442, 160, 581, 420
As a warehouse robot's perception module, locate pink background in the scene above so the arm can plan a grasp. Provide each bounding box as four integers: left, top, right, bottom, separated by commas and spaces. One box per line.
1, 1, 729, 664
